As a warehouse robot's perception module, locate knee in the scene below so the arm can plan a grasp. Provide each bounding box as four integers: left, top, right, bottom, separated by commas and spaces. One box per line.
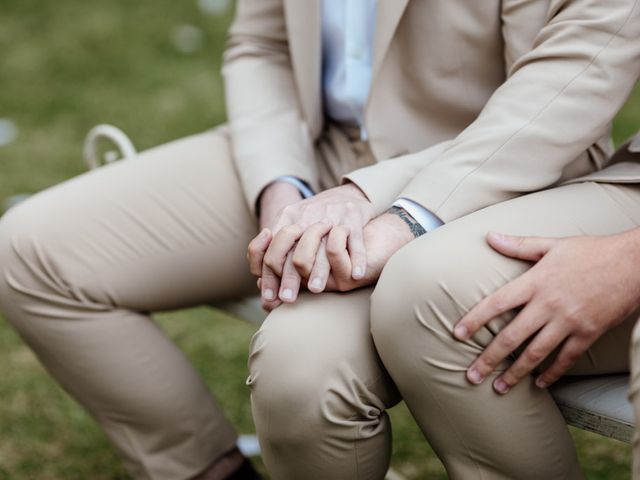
0, 199, 76, 322
248, 301, 385, 450
370, 229, 500, 373
248, 310, 337, 446
371, 234, 459, 350
0, 203, 37, 293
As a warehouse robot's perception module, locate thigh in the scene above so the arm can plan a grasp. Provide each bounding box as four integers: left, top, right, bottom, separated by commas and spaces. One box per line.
387, 181, 640, 373
248, 288, 400, 480
3, 127, 258, 311
371, 182, 640, 479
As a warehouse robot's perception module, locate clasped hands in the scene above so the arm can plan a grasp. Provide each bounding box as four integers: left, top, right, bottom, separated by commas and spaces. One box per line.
248, 182, 640, 395
247, 182, 414, 311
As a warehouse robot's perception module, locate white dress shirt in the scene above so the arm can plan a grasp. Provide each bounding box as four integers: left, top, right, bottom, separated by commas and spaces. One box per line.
281, 0, 443, 233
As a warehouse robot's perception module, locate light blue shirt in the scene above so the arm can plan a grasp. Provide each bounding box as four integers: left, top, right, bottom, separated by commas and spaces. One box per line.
321, 0, 377, 131
280, 0, 443, 233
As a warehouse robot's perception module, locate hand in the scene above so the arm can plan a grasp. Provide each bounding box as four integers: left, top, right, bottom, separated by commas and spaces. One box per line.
454, 230, 640, 394
318, 211, 415, 292
250, 183, 374, 308
258, 181, 303, 230
248, 181, 303, 310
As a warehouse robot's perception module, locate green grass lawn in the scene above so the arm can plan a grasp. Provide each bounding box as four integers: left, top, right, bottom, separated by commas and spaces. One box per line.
0, 1, 638, 478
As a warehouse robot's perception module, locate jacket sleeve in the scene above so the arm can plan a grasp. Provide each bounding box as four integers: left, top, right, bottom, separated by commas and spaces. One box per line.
347, 0, 640, 221
223, 0, 318, 215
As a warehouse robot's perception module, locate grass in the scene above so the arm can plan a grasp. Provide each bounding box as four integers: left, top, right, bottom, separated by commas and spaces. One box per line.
0, 0, 638, 478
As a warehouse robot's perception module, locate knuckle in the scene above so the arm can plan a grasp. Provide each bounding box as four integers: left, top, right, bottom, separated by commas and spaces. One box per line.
292, 257, 311, 275
474, 358, 493, 374
577, 320, 598, 338
247, 243, 260, 256
263, 255, 279, 272
282, 204, 296, 216
497, 330, 518, 351
543, 295, 563, 312
487, 296, 506, 315
325, 242, 341, 257
523, 347, 545, 365
283, 224, 301, 237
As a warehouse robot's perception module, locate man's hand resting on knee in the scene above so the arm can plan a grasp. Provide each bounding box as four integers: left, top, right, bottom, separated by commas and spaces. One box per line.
454, 230, 640, 394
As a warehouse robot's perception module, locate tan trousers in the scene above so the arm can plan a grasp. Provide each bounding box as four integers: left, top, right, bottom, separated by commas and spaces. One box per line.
248, 181, 640, 479
0, 125, 371, 480
2, 123, 640, 479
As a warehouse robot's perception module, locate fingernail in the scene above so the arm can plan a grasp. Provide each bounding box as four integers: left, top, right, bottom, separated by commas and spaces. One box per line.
454, 325, 468, 340
281, 288, 293, 300
493, 378, 509, 394
262, 289, 274, 300
467, 368, 483, 384
490, 232, 509, 244
260, 228, 270, 238
352, 266, 363, 279
536, 378, 548, 389
310, 277, 323, 291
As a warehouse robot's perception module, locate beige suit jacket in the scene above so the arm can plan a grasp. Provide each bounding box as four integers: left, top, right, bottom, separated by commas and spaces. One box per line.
222, 0, 640, 221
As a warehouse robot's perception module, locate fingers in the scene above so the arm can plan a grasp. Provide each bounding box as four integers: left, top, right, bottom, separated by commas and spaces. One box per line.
279, 251, 302, 303
486, 232, 558, 262
263, 224, 305, 276
492, 322, 569, 394
466, 303, 545, 385
347, 227, 366, 280
308, 239, 331, 293
292, 221, 333, 278
454, 274, 534, 341
535, 336, 589, 389
326, 225, 352, 282
260, 263, 282, 311
247, 228, 272, 277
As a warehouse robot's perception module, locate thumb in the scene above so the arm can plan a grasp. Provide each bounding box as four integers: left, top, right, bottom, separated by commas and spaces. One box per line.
486, 232, 557, 261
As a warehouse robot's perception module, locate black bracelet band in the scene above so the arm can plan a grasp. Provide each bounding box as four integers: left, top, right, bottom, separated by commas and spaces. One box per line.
387, 206, 427, 238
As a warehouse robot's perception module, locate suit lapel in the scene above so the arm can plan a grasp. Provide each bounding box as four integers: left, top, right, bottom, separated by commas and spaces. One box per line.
283, 0, 322, 131
372, 0, 410, 81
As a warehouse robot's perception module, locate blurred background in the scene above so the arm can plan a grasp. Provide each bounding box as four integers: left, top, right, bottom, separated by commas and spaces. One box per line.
0, 0, 638, 478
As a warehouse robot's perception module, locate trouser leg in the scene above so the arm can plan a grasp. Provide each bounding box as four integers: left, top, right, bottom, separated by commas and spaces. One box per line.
0, 129, 258, 480
371, 182, 640, 480
248, 288, 401, 480
631, 320, 640, 479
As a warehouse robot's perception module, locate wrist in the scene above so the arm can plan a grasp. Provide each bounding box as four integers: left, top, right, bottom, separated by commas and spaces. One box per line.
374, 212, 416, 246
340, 182, 370, 202
259, 181, 303, 229
386, 206, 426, 239
260, 181, 302, 208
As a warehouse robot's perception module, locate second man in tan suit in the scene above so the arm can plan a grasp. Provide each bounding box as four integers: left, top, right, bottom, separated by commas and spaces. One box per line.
1, 0, 640, 479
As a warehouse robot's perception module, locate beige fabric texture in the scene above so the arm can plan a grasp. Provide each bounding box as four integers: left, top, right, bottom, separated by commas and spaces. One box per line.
249, 180, 640, 480
0, 125, 362, 480
224, 0, 640, 218
2, 0, 640, 478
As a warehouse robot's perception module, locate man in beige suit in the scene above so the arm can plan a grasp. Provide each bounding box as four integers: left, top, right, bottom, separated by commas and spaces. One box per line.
0, 0, 639, 479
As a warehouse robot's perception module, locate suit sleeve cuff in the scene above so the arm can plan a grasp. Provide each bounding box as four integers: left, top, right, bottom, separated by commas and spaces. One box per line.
392, 198, 444, 233
274, 175, 315, 198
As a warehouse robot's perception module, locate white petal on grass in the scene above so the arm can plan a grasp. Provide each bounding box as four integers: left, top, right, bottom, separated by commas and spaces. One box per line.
236, 434, 261, 457
198, 0, 231, 15
4, 194, 31, 211
0, 118, 18, 147
171, 24, 204, 54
